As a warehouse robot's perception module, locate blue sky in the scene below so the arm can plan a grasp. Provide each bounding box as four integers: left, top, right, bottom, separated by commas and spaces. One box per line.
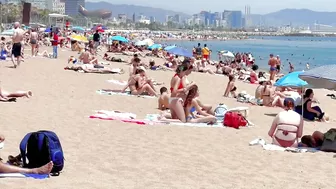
89, 0, 336, 14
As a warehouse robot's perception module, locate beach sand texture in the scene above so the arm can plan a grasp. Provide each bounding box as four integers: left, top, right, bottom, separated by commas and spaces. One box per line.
1, 48, 336, 189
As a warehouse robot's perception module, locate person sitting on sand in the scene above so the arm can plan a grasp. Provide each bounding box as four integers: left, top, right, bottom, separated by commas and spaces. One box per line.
79, 48, 98, 64
0, 82, 32, 102
169, 62, 197, 122
158, 87, 170, 110
184, 85, 216, 123
261, 81, 274, 107
122, 67, 157, 96
196, 59, 215, 74
129, 56, 141, 76
268, 98, 303, 148
224, 74, 237, 98
0, 134, 53, 174
0, 37, 9, 60
249, 64, 259, 84
296, 89, 328, 122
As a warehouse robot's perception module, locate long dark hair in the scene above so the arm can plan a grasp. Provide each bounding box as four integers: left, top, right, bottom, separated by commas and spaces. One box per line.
184, 85, 198, 107
175, 62, 189, 74
304, 89, 313, 99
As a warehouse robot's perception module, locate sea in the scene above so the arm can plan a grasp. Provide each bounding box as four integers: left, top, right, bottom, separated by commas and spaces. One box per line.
165, 36, 336, 72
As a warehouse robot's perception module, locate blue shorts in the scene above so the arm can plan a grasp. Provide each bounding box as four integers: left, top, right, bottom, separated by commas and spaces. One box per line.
270, 67, 277, 71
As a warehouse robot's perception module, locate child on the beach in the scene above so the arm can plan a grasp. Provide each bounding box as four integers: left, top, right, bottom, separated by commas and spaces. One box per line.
158, 87, 170, 110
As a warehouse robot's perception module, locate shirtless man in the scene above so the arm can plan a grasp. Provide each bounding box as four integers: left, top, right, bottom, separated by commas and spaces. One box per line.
12, 22, 25, 68
30, 28, 38, 57
79, 48, 98, 64
158, 87, 170, 110
276, 55, 281, 73
268, 54, 277, 81
0, 134, 53, 174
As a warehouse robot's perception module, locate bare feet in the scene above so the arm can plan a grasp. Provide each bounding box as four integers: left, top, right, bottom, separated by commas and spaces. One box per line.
26, 91, 33, 98
31, 161, 53, 174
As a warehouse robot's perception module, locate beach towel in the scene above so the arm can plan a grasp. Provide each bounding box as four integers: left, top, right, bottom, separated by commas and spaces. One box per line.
89, 110, 147, 125
0, 173, 49, 179
96, 89, 156, 99
107, 79, 163, 86
249, 138, 319, 153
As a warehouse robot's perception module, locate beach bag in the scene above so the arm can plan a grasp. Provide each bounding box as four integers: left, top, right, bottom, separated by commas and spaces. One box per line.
214, 104, 228, 121
320, 129, 336, 153
20, 130, 64, 175
223, 112, 247, 129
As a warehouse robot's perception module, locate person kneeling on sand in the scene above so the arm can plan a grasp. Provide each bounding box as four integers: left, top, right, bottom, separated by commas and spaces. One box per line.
268, 98, 303, 148
158, 87, 170, 110
0, 134, 53, 174
183, 85, 216, 123
0, 83, 32, 102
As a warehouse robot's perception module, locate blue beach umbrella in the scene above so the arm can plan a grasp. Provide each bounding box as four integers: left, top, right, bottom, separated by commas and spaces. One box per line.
167, 47, 192, 57
111, 35, 128, 43
274, 71, 308, 87
299, 65, 336, 90
148, 44, 162, 50
164, 45, 176, 51
72, 26, 85, 32
44, 28, 51, 33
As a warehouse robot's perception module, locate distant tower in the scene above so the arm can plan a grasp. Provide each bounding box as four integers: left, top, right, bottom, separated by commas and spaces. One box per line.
132, 13, 136, 23
244, 5, 251, 28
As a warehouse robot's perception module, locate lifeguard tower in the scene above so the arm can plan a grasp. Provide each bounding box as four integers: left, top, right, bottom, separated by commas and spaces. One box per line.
48, 13, 71, 29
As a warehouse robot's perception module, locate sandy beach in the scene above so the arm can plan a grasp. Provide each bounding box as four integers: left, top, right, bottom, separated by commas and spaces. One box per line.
1, 47, 336, 189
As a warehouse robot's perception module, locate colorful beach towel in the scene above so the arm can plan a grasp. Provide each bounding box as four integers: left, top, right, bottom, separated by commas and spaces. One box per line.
96, 89, 156, 99
249, 138, 319, 153
0, 173, 49, 179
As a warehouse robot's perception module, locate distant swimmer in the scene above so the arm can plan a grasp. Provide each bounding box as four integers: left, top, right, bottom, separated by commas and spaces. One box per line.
289, 62, 294, 73
291, 54, 293, 56
306, 63, 310, 70
303, 54, 305, 56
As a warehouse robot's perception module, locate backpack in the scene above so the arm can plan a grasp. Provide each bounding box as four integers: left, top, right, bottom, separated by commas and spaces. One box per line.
20, 130, 64, 175
214, 104, 228, 122
223, 112, 248, 129
320, 129, 336, 152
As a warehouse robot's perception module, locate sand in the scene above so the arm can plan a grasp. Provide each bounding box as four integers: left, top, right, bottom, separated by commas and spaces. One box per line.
1, 47, 336, 189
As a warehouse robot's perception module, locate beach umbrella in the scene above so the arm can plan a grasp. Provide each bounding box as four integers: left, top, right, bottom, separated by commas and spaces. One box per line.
134, 40, 147, 46
164, 45, 176, 51
1, 29, 14, 36
299, 65, 336, 90
111, 35, 128, 43
219, 50, 234, 58
274, 71, 308, 87
44, 28, 51, 33
148, 44, 162, 50
70, 35, 88, 43
167, 47, 193, 58
142, 38, 154, 46
72, 26, 85, 32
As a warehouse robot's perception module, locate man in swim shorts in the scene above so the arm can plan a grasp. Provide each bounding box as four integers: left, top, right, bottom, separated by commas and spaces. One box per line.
268, 54, 277, 81
276, 55, 281, 73
11, 22, 24, 68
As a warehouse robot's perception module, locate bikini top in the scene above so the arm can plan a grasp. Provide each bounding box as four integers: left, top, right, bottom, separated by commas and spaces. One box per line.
170, 74, 184, 93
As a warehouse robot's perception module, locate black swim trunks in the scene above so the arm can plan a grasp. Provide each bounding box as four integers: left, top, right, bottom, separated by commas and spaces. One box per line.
30, 39, 37, 45
276, 65, 281, 71
12, 42, 22, 58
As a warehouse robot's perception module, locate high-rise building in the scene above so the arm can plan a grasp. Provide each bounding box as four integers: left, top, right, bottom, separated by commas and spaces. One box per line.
25, 0, 48, 9
244, 5, 252, 28
132, 13, 136, 23
65, 0, 85, 16
150, 16, 155, 23
230, 11, 242, 29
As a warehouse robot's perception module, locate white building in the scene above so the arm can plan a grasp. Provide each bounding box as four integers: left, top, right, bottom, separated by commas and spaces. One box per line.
25, 0, 47, 9
139, 19, 150, 25
46, 0, 65, 14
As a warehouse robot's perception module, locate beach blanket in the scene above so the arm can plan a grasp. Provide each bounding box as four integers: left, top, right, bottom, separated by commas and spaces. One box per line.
145, 114, 223, 127
0, 173, 49, 179
96, 89, 156, 99
249, 138, 319, 153
89, 110, 147, 125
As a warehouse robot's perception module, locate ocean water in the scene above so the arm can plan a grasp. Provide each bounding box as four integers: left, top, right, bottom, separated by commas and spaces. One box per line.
166, 36, 336, 72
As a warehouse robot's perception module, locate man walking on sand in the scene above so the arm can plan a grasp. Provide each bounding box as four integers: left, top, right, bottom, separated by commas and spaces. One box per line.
11, 22, 24, 68
268, 54, 277, 81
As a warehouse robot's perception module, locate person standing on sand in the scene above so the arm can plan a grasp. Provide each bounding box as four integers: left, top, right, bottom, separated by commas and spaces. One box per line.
93, 30, 100, 55
195, 43, 202, 60
30, 28, 38, 57
202, 44, 210, 61
276, 55, 281, 73
51, 32, 59, 59
268, 54, 277, 81
11, 22, 24, 68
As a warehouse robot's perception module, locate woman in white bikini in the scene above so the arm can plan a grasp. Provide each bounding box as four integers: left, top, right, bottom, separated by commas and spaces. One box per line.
268, 98, 303, 148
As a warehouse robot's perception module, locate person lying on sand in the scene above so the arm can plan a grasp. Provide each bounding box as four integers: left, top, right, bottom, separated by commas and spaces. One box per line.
0, 83, 32, 102
64, 64, 123, 74
38, 50, 53, 58
0, 134, 53, 174
103, 53, 125, 62
268, 98, 303, 148
300, 129, 336, 148
196, 59, 215, 74
122, 67, 157, 96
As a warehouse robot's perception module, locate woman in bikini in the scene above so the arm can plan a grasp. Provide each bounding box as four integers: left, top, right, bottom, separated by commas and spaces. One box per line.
224, 74, 237, 98
268, 98, 303, 148
122, 67, 157, 96
184, 85, 216, 123
169, 62, 196, 122
261, 81, 274, 106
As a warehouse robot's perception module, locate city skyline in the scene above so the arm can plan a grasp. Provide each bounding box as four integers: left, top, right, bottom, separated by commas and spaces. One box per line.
87, 0, 336, 15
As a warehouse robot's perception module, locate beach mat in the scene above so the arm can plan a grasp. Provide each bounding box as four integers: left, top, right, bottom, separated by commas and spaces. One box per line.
249, 138, 319, 153
0, 173, 49, 179
107, 79, 163, 86
89, 110, 146, 125
96, 89, 156, 99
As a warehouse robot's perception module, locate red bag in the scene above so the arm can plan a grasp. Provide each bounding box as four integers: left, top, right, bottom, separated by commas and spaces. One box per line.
223, 112, 247, 129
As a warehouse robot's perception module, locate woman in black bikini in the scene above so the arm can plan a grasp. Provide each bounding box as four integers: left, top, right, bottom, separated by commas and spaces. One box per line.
224, 74, 237, 98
